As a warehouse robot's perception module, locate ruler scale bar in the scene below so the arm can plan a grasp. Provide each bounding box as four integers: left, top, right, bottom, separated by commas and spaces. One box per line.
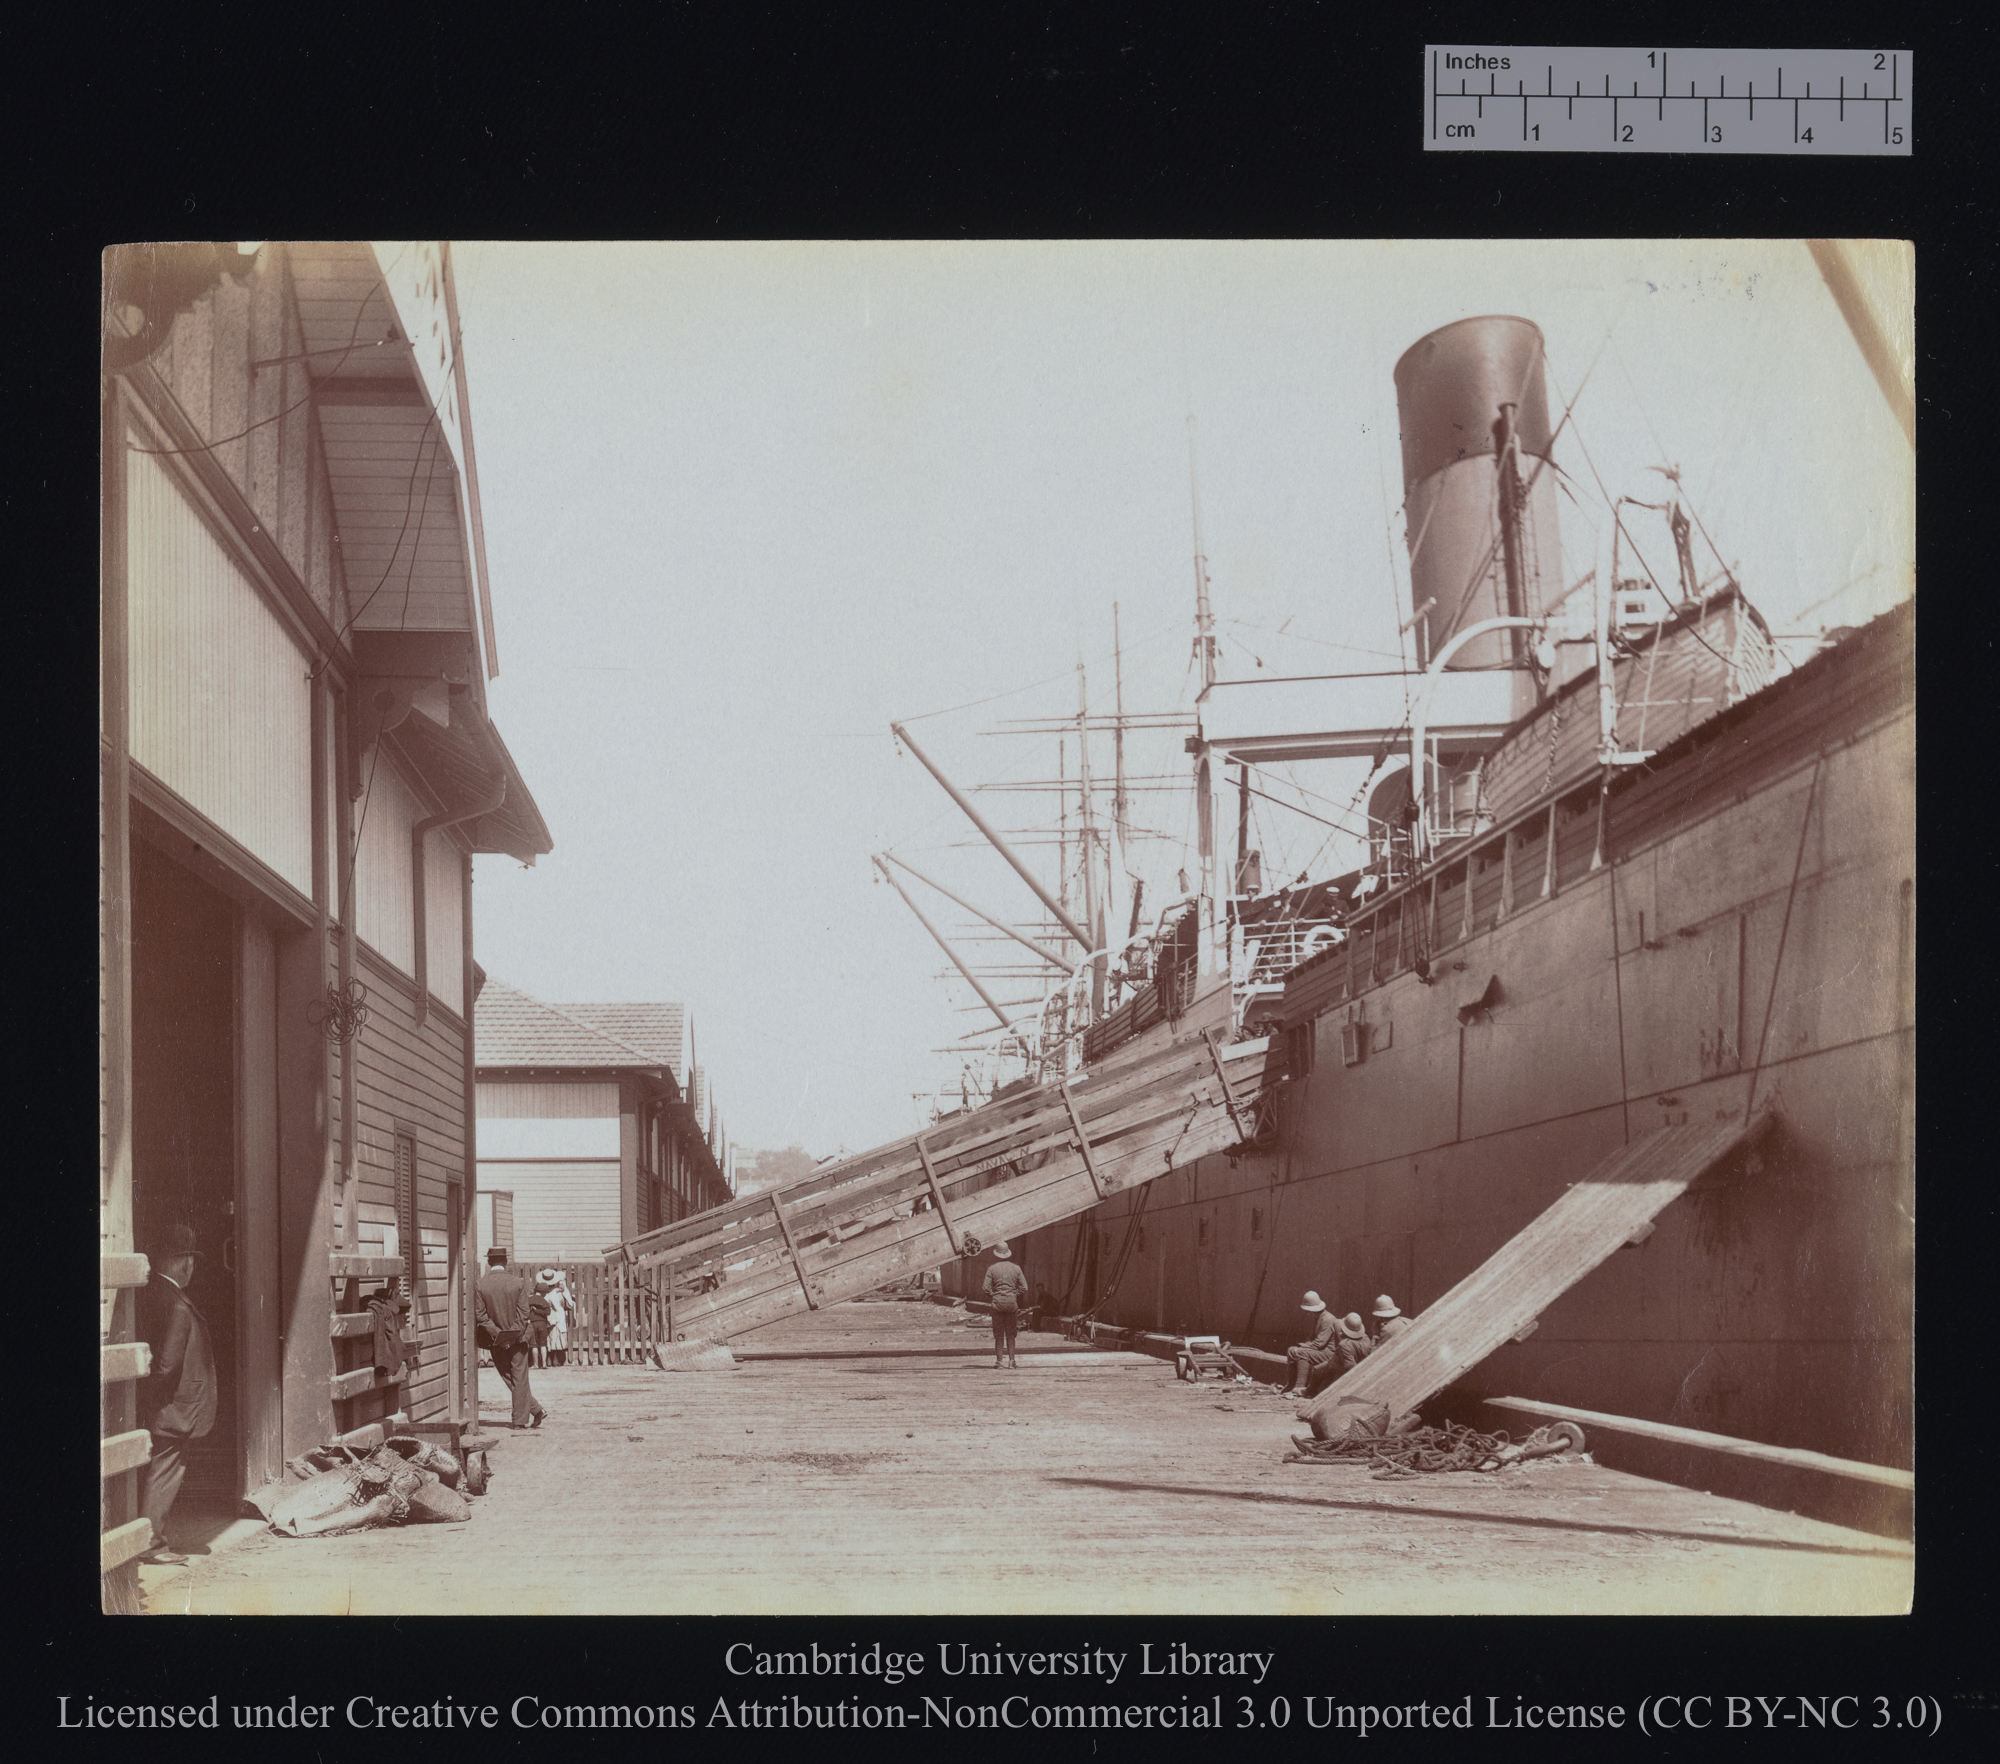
1425, 46, 1910, 154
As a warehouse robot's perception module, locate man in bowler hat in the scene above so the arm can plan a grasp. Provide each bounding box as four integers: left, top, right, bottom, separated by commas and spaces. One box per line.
476, 1248, 547, 1428
136, 1223, 217, 1566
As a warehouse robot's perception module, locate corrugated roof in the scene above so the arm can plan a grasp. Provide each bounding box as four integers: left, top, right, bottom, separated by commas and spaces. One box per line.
475, 979, 680, 1073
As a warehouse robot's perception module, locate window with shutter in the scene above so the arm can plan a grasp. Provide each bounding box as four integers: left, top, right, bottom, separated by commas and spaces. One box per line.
395, 1131, 416, 1299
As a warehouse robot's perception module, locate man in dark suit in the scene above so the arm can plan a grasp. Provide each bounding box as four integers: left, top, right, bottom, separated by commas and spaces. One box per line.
476, 1248, 547, 1428
135, 1223, 218, 1567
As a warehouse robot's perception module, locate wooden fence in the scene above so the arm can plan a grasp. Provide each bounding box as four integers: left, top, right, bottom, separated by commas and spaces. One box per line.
511, 1260, 677, 1367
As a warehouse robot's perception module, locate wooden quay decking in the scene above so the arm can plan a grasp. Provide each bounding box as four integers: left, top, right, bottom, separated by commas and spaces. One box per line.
149, 1300, 1914, 1616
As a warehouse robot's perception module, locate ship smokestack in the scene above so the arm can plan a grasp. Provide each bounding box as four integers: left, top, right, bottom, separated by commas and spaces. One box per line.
1393, 317, 1562, 719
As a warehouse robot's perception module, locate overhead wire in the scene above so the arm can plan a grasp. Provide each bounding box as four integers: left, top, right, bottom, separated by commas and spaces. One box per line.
126, 247, 407, 459
1551, 382, 1733, 672
1607, 328, 1747, 592
1224, 618, 1406, 665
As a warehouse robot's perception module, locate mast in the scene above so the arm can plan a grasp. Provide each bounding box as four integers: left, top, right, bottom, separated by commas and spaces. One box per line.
1111, 603, 1130, 878
872, 855, 1015, 1033
1236, 761, 1252, 895
1057, 736, 1068, 920
1188, 406, 1227, 978
1110, 603, 1131, 974
1493, 402, 1536, 690
1188, 412, 1219, 695
889, 721, 1093, 949
1076, 662, 1106, 1014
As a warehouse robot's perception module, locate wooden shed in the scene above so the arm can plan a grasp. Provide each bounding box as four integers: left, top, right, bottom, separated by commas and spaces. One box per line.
100, 242, 552, 1607
474, 982, 733, 1264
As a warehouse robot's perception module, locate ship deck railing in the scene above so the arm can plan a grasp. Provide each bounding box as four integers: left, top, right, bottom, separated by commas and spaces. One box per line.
1236, 915, 1345, 995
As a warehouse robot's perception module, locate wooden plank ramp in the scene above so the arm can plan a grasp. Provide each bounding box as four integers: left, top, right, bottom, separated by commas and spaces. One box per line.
1308, 1114, 1772, 1429
605, 1011, 1280, 1344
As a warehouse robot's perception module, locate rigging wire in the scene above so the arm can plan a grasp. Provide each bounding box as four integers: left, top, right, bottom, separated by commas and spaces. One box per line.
125, 248, 408, 459
326, 357, 462, 648
1606, 328, 1747, 593
1239, 757, 1377, 827
894, 617, 1181, 726
1360, 278, 1414, 680
1223, 618, 1406, 664
1608, 332, 1675, 468
1550, 382, 1734, 672
1429, 317, 1625, 655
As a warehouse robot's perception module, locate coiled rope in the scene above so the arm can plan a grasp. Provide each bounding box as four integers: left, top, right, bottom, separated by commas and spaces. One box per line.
1287, 1419, 1529, 1480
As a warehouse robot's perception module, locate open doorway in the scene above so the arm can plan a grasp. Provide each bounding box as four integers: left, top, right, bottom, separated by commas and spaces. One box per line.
129, 836, 240, 1510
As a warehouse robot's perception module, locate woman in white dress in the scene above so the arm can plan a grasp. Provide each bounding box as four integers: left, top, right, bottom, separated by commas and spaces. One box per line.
536, 1268, 575, 1367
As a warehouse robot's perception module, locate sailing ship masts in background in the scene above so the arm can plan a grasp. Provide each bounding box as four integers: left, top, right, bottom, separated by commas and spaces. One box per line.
1057, 737, 1067, 918
1111, 601, 1131, 942
890, 721, 1092, 950
1188, 411, 1218, 696
872, 855, 1015, 1033
1075, 662, 1106, 1013
877, 851, 1079, 974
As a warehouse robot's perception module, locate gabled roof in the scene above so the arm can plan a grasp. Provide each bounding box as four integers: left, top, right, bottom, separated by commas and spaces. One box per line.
475, 978, 680, 1075
560, 1003, 686, 1080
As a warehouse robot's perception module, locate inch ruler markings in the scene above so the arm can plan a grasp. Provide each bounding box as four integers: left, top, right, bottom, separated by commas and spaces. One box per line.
1426, 46, 1911, 154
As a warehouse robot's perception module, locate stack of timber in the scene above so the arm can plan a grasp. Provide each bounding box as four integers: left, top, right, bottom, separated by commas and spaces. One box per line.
606, 1016, 1280, 1343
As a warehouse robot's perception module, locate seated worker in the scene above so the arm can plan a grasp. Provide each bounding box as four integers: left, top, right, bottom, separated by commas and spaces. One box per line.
1333, 1311, 1373, 1375
1372, 1294, 1414, 1346
1283, 1291, 1340, 1395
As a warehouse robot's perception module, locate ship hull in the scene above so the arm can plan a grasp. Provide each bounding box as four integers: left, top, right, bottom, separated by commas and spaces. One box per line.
1019, 607, 1914, 1467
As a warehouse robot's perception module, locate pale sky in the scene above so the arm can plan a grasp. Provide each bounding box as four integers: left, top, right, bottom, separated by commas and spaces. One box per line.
454, 240, 1914, 1161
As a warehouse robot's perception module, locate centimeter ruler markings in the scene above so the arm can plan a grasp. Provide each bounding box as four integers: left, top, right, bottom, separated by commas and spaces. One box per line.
1425, 46, 1911, 154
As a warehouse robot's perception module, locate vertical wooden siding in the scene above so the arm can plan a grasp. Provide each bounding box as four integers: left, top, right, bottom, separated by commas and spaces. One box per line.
424, 833, 465, 1006
476, 1162, 622, 1262
353, 761, 417, 972
340, 954, 468, 1425
478, 1081, 622, 1119
125, 447, 313, 895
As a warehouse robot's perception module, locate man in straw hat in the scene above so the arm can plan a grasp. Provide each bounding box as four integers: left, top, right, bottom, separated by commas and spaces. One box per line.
1282, 1291, 1342, 1396
1371, 1294, 1414, 1347
982, 1242, 1031, 1369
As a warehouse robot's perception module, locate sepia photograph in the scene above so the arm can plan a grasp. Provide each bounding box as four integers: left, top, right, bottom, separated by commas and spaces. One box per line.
99, 237, 1914, 1619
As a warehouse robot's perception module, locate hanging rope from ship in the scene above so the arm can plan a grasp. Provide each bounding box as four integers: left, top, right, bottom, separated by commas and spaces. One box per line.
1059, 1178, 1157, 1340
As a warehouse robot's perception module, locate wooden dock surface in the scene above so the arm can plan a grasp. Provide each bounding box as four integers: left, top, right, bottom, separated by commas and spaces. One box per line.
145, 1302, 1912, 1616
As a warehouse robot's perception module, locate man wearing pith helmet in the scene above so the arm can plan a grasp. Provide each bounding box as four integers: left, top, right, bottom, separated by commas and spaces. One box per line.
1372, 1294, 1414, 1346
1283, 1290, 1342, 1396
982, 1242, 1031, 1369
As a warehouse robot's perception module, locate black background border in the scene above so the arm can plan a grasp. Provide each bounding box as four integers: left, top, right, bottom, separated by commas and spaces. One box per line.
38, 2, 1989, 1752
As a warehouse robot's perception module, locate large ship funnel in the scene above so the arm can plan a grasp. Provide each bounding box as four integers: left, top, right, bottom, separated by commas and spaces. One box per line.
1393, 317, 1563, 718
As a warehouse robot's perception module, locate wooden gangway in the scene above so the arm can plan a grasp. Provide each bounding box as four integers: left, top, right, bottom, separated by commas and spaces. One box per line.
1306, 1114, 1773, 1431
605, 1001, 1279, 1342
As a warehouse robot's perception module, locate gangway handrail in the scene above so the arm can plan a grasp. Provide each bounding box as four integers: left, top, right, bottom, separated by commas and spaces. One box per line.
604, 1011, 1283, 1344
